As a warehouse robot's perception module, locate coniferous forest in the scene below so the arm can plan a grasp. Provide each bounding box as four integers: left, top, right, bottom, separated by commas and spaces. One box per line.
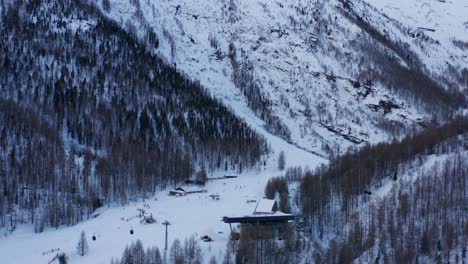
0, 0, 267, 231
300, 117, 468, 263
0, 0, 467, 263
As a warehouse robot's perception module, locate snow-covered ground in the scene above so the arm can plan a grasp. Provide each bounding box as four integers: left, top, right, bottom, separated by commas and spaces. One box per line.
0, 136, 325, 264
357, 0, 468, 86
98, 0, 433, 157
353, 149, 468, 263
90, 0, 468, 160
1, 0, 466, 262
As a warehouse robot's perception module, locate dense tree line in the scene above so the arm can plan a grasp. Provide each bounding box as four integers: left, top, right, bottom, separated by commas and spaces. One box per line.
301, 117, 468, 224
111, 239, 163, 264
0, 0, 267, 231
230, 223, 301, 264
264, 176, 291, 213
111, 237, 208, 264
300, 117, 468, 262
284, 166, 304, 182
315, 153, 468, 263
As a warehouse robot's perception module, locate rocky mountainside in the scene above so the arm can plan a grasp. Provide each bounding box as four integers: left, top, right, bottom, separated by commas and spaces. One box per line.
97, 0, 467, 157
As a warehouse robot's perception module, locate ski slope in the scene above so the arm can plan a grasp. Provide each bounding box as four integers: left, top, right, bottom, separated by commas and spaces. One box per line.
0, 138, 325, 264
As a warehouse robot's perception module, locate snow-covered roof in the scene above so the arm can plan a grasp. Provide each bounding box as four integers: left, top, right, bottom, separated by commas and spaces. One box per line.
253, 199, 277, 215
181, 186, 204, 192
273, 211, 287, 216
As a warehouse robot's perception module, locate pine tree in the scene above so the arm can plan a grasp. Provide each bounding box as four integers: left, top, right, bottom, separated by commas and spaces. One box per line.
102, 0, 111, 12
183, 236, 202, 263
278, 151, 285, 171
133, 240, 145, 264
196, 168, 208, 185
120, 246, 133, 264
77, 230, 89, 256
144, 246, 162, 264
420, 231, 430, 255
170, 239, 184, 264
209, 255, 218, 264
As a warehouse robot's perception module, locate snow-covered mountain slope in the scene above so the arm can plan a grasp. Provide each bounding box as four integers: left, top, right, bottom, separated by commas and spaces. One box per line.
0, 0, 466, 263
344, 0, 468, 118
97, 0, 466, 157
353, 147, 468, 263
0, 2, 325, 262
360, 0, 468, 82
298, 121, 468, 263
